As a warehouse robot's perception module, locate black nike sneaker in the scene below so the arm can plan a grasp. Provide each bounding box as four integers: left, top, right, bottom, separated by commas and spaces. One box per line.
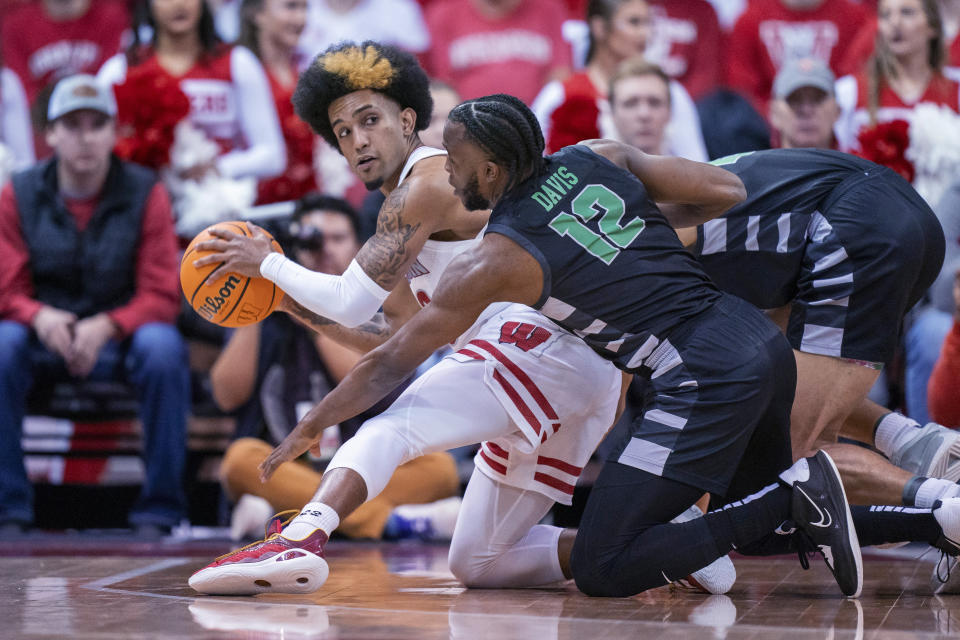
929, 498, 960, 594
779, 450, 863, 598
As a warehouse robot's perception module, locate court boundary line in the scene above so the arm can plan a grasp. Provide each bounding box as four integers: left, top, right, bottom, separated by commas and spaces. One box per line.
75, 557, 901, 639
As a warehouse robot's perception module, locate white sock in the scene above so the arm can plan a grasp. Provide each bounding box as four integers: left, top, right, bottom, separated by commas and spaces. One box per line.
875, 412, 922, 458
915, 479, 960, 508
282, 502, 340, 540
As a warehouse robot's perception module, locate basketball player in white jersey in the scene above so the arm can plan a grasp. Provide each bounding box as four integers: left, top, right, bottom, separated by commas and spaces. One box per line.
187, 41, 733, 596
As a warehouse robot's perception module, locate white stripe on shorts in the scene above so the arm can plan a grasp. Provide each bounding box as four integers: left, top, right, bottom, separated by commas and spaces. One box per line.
745, 215, 760, 251
577, 318, 607, 336
808, 296, 849, 307
626, 334, 661, 369
618, 438, 671, 475
645, 409, 687, 430
812, 273, 854, 289
701, 219, 727, 255
812, 247, 849, 273
800, 324, 844, 357
776, 213, 791, 253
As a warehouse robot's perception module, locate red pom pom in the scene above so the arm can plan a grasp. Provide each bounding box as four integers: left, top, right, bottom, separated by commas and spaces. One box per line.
112, 62, 191, 169
854, 119, 915, 183
548, 95, 601, 152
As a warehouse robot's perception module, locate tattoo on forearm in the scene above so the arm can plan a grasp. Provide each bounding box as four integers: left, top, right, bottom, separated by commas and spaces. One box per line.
352, 314, 391, 339
286, 297, 392, 345
356, 182, 422, 288
285, 298, 336, 330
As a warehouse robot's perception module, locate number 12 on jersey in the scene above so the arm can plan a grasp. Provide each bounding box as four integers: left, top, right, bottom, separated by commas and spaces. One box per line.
548, 184, 644, 265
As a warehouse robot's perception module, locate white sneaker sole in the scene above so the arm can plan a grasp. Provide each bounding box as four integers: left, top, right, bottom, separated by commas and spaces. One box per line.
189, 550, 329, 595
691, 554, 737, 594
819, 451, 863, 599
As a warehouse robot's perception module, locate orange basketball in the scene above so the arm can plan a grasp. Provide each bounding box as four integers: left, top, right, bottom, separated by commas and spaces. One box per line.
180, 221, 284, 328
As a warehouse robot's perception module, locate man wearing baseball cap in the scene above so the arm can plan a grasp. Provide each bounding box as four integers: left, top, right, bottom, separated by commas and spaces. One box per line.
0, 74, 189, 537
769, 57, 840, 150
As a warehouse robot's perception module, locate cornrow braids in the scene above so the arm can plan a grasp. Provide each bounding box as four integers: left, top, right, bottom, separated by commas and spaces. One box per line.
292, 40, 432, 149
448, 93, 547, 192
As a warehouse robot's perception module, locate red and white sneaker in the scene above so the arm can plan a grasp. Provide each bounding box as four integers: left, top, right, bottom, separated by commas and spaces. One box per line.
189, 511, 329, 595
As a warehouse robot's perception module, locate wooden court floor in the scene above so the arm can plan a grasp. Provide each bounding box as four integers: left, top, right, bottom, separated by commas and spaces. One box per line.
1, 538, 959, 639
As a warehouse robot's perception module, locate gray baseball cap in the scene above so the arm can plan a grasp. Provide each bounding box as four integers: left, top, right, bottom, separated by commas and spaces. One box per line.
773, 58, 836, 99
47, 74, 117, 122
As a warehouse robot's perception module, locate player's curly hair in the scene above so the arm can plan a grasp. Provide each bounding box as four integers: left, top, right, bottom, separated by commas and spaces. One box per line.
292, 41, 433, 149
448, 94, 547, 192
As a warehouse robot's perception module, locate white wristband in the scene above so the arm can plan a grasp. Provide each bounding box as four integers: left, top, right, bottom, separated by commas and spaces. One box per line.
259, 254, 390, 327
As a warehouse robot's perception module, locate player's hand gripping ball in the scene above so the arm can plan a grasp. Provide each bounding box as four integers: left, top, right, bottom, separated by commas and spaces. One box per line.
180, 221, 284, 327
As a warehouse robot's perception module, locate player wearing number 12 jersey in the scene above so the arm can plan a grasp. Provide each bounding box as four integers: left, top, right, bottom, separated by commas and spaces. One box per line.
237, 89, 878, 599
438, 99, 960, 598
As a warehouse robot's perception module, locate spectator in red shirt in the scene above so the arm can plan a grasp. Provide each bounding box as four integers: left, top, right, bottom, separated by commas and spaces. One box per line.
531, 0, 707, 159
839, 0, 960, 77
835, 0, 959, 152
929, 268, 960, 428
645, 0, 723, 99
0, 75, 189, 535
922, 174, 960, 428
725, 0, 870, 117
422, 0, 573, 104
0, 0, 29, 20
1, 0, 129, 155
238, 0, 318, 204
97, 0, 285, 184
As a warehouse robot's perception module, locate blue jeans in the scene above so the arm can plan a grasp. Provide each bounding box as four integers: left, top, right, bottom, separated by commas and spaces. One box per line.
904, 308, 953, 425
0, 321, 190, 527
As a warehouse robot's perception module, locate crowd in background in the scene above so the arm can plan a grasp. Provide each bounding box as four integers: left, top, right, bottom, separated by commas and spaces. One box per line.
0, 0, 959, 533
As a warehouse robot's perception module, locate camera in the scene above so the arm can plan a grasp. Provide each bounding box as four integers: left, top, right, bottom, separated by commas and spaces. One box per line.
286, 220, 324, 252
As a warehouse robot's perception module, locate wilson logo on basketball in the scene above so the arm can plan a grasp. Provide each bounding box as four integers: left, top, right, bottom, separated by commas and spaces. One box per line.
180, 220, 284, 328
197, 275, 242, 320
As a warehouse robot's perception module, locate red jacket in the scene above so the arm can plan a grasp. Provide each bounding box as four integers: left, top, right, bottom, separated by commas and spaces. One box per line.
0, 177, 181, 337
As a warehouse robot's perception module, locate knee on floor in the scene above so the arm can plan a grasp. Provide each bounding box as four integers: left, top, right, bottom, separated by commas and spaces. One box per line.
570, 542, 636, 597
448, 546, 503, 588
572, 569, 635, 598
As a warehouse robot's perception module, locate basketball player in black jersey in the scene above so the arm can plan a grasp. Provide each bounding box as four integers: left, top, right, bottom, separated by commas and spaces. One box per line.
257, 93, 960, 598
671, 150, 955, 513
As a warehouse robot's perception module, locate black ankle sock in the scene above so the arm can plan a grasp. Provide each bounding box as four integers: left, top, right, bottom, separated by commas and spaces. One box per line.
853, 505, 942, 547
702, 483, 793, 552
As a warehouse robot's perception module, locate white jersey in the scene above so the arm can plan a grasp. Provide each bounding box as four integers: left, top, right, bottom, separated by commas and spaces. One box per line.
394, 147, 621, 503
400, 147, 525, 350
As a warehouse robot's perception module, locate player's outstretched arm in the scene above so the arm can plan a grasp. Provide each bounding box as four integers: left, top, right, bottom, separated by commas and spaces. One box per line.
578, 139, 745, 228
278, 281, 421, 353
259, 234, 543, 480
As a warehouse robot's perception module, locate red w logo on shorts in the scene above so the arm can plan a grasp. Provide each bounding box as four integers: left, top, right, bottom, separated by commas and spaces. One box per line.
499, 321, 551, 352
